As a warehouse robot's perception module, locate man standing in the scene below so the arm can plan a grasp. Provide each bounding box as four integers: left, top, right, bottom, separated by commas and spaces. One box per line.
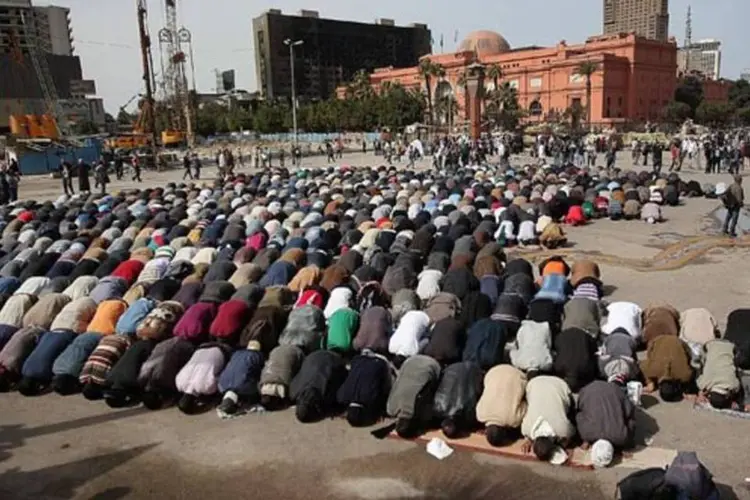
77, 159, 91, 195
651, 142, 663, 176
132, 155, 142, 182
59, 159, 74, 196
114, 154, 124, 180
183, 152, 193, 180
722, 175, 744, 237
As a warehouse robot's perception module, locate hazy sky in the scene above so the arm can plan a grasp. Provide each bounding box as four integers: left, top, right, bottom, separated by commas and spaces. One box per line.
46, 0, 749, 113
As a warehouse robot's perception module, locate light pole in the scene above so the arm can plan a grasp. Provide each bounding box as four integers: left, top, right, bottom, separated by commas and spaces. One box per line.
284, 38, 303, 148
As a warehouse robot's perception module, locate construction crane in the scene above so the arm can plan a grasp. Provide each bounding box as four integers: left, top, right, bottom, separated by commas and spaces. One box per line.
157, 0, 194, 148
19, 9, 69, 139
133, 0, 159, 165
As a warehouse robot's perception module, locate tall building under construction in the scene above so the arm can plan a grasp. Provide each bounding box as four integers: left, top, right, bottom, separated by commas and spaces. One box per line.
253, 9, 431, 101
603, 0, 670, 42
0, 0, 102, 133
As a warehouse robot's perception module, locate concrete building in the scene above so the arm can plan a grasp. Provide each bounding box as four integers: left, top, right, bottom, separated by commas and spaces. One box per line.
253, 9, 431, 100
0, 0, 73, 56
603, 0, 669, 42
0, 1, 104, 133
350, 31, 691, 127
677, 39, 721, 80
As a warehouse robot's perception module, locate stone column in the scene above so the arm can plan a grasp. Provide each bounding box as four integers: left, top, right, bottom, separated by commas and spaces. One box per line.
465, 62, 485, 140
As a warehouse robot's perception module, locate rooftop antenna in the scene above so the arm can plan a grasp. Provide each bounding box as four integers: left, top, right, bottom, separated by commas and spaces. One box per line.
684, 5, 692, 72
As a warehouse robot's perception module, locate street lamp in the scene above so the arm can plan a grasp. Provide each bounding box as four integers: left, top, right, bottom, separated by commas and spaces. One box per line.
284, 38, 304, 148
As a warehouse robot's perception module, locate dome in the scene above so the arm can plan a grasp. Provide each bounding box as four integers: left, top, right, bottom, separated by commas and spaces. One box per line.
458, 30, 511, 56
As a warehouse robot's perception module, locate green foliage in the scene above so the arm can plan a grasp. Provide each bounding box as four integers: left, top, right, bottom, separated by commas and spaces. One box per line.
729, 80, 750, 109
116, 109, 133, 125
674, 76, 704, 116
660, 101, 692, 124
72, 120, 99, 135
190, 83, 425, 136
565, 101, 585, 130
695, 101, 734, 127
736, 107, 750, 126
484, 82, 524, 130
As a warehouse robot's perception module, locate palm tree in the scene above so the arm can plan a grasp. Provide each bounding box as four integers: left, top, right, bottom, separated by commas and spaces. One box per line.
575, 60, 599, 130
486, 63, 502, 93
418, 58, 435, 126
348, 69, 373, 100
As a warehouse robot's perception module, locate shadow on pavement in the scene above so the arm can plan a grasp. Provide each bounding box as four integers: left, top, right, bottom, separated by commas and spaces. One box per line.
0, 443, 158, 499
0, 407, 149, 464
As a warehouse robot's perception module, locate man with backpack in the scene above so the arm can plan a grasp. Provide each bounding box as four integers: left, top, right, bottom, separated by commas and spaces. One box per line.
721, 175, 744, 237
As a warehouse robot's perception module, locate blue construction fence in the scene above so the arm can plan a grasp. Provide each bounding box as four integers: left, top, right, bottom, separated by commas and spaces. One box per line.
207, 132, 382, 144
17, 138, 103, 175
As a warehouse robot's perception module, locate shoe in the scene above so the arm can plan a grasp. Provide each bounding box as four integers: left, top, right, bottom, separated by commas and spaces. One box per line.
218, 396, 238, 415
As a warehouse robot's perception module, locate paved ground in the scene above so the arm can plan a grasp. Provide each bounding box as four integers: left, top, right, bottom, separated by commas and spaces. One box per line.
2, 153, 750, 499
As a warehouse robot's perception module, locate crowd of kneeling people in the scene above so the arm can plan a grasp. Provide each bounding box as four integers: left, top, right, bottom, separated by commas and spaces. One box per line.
0, 225, 749, 468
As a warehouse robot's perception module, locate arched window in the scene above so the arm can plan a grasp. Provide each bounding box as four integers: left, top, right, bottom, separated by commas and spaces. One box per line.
529, 100, 543, 116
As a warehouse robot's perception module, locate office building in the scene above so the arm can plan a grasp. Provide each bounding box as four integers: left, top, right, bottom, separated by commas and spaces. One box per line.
603, 0, 669, 42
253, 9, 431, 100
677, 39, 721, 80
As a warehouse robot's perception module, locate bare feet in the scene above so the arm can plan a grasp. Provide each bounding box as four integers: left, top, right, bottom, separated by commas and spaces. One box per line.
643, 381, 656, 394
521, 439, 532, 454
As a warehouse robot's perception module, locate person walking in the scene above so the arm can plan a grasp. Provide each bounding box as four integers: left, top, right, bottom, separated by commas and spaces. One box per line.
191, 153, 201, 180
132, 155, 142, 182
59, 159, 74, 196
114, 155, 124, 180
94, 161, 109, 195
182, 153, 193, 180
722, 175, 744, 237
77, 159, 91, 195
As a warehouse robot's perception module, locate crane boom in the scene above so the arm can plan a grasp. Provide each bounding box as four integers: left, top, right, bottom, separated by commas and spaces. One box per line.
136, 0, 159, 164
20, 10, 68, 138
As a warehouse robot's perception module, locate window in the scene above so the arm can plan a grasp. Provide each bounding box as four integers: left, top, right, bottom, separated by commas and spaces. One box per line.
529, 77, 542, 88
529, 100, 543, 116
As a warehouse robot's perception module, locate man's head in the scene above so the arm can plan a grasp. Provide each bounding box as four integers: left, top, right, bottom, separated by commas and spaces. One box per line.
395, 417, 419, 439
485, 425, 514, 447
658, 379, 683, 402
734, 175, 743, 185
708, 391, 732, 409
532, 436, 557, 461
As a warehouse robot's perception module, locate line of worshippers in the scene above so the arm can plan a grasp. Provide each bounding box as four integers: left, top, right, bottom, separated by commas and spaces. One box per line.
0, 170, 745, 466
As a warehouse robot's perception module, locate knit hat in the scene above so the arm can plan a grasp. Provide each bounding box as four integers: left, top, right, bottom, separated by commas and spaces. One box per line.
590, 439, 614, 468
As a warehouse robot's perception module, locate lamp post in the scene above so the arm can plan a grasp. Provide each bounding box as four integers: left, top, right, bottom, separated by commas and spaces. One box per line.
284, 38, 304, 147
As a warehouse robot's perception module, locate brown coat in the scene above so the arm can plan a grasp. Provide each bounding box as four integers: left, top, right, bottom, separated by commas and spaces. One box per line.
640, 335, 693, 384
642, 304, 680, 345
570, 260, 600, 288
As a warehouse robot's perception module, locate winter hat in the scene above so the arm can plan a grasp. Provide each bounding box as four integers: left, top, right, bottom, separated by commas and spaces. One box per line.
590, 439, 614, 468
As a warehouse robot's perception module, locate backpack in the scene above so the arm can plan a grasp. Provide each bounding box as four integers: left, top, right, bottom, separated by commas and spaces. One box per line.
616, 467, 676, 500
663, 452, 719, 500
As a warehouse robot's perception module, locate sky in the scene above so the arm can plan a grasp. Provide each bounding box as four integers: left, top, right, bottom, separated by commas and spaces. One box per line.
45, 0, 750, 114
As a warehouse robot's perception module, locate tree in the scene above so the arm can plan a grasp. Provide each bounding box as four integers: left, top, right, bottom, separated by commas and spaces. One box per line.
695, 101, 733, 127
575, 60, 599, 130
346, 69, 374, 100
418, 59, 444, 127
486, 63, 502, 93
729, 79, 750, 109
736, 107, 750, 127
116, 109, 133, 125
674, 76, 704, 116
72, 120, 99, 135
660, 101, 692, 124
564, 101, 585, 130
